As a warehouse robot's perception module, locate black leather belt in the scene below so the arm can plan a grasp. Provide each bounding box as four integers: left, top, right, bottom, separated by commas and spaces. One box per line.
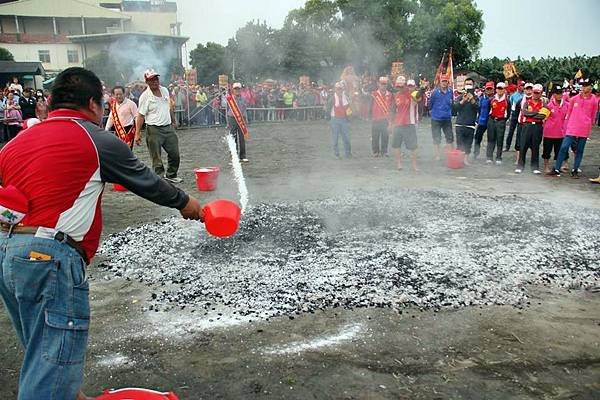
490, 117, 507, 121
0, 224, 89, 265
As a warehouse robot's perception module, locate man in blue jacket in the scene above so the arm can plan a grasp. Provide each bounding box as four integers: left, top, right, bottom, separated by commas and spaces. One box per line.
473, 81, 495, 159
428, 74, 454, 160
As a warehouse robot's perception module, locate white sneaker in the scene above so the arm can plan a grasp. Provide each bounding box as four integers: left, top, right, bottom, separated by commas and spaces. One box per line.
495, 160, 502, 165
577, 168, 582, 173
486, 159, 492, 164
165, 176, 183, 183
514, 169, 522, 174
532, 170, 541, 175
241, 158, 249, 163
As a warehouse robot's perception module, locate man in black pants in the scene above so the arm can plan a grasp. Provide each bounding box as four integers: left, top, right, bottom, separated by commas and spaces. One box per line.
227, 82, 249, 162
454, 78, 479, 165
18, 88, 37, 120
473, 81, 495, 159
504, 80, 524, 152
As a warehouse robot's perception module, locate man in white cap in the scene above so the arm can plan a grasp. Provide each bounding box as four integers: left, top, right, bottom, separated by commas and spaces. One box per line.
486, 81, 510, 165
516, 83, 546, 174
370, 76, 393, 157
390, 76, 422, 171
135, 68, 182, 183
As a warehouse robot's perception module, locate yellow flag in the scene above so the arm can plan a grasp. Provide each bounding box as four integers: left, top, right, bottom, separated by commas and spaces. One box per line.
575, 69, 583, 79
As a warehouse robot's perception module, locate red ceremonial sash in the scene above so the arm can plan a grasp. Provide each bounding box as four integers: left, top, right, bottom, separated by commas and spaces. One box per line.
110, 101, 135, 147
226, 94, 249, 139
372, 91, 390, 116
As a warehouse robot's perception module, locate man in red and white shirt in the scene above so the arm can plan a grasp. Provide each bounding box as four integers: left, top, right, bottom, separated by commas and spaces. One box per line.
0, 67, 203, 400
516, 83, 546, 174
486, 82, 510, 164
370, 76, 393, 157
391, 76, 421, 171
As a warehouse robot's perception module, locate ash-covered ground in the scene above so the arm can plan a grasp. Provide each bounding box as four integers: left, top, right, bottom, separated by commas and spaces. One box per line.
98, 189, 599, 319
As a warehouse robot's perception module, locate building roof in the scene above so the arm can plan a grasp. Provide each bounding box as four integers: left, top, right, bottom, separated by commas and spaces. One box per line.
68, 31, 188, 44
0, 60, 45, 75
0, 0, 127, 19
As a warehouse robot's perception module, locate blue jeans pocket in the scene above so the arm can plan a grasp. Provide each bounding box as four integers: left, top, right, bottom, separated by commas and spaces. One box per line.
43, 310, 89, 365
10, 256, 57, 302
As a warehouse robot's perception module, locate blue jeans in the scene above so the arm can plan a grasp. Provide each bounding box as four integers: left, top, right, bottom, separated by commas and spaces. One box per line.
554, 135, 587, 172
0, 233, 89, 400
331, 117, 351, 157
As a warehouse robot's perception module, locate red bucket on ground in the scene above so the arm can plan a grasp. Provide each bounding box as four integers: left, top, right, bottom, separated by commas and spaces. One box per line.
194, 167, 220, 191
203, 199, 241, 238
446, 149, 465, 169
95, 387, 179, 400
112, 183, 128, 192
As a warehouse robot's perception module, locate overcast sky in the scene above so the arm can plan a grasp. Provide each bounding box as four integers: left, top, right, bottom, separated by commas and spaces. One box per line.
177, 0, 600, 64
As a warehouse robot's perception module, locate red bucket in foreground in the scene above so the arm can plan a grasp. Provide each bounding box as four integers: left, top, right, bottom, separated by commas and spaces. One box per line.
203, 199, 241, 238
446, 149, 465, 169
194, 167, 220, 191
95, 387, 179, 400
112, 183, 128, 192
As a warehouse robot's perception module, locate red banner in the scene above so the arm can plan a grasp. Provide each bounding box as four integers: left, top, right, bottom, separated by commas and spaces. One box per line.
226, 94, 249, 139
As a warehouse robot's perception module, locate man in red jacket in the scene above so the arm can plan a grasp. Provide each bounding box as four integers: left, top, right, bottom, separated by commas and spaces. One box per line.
370, 76, 393, 157
0, 67, 203, 400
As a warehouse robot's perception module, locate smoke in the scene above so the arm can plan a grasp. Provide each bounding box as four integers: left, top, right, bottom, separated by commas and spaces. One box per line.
107, 35, 179, 83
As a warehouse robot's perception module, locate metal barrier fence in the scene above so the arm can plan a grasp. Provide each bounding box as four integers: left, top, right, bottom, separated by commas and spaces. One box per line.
177, 104, 327, 128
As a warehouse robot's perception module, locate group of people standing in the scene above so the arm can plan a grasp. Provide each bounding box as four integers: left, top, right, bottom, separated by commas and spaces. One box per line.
329, 74, 599, 180
0, 77, 49, 143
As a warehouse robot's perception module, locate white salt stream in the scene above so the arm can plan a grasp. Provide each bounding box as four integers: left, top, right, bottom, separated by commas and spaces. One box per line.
225, 134, 249, 213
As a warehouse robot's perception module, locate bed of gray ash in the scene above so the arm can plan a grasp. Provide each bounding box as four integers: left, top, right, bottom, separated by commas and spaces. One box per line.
98, 189, 599, 319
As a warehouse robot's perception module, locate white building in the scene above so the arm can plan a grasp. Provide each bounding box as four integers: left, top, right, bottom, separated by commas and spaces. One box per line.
0, 0, 186, 76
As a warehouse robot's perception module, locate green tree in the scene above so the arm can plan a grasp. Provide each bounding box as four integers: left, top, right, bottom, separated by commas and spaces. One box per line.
0, 47, 14, 61
190, 42, 228, 85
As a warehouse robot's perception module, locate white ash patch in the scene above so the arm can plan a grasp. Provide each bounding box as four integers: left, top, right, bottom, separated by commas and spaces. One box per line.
263, 323, 364, 355
98, 189, 600, 320
95, 353, 134, 368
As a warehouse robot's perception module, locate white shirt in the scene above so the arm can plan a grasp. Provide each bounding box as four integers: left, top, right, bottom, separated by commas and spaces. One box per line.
138, 86, 171, 126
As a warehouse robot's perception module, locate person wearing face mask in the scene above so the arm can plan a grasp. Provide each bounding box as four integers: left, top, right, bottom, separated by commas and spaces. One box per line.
550, 78, 599, 178
454, 78, 479, 165
0, 67, 204, 400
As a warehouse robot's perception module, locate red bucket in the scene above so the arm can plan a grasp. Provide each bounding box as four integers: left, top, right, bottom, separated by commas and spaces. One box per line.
194, 167, 220, 191
446, 149, 465, 169
203, 199, 241, 238
112, 183, 128, 192
95, 388, 179, 400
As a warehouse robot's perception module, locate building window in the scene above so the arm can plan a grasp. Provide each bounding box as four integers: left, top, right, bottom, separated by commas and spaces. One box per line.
67, 50, 79, 63
38, 50, 50, 63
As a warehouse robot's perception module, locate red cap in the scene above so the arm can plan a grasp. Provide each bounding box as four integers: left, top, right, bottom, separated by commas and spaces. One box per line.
485, 81, 495, 89
143, 68, 160, 81
517, 80, 525, 86
440, 74, 449, 82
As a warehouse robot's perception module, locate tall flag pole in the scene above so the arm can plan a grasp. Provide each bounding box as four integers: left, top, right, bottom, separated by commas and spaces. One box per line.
434, 52, 445, 87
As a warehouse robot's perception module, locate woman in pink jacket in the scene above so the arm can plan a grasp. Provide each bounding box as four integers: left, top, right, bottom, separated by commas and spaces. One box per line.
551, 79, 599, 178
542, 86, 568, 173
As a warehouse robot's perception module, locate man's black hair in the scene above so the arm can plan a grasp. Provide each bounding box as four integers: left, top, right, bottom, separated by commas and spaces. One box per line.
50, 67, 103, 111
112, 85, 125, 94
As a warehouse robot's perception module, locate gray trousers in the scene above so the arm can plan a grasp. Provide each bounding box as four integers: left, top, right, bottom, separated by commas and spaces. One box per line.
146, 124, 180, 178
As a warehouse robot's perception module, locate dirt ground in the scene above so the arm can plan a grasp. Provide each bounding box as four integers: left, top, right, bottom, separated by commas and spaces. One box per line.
1, 118, 599, 399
